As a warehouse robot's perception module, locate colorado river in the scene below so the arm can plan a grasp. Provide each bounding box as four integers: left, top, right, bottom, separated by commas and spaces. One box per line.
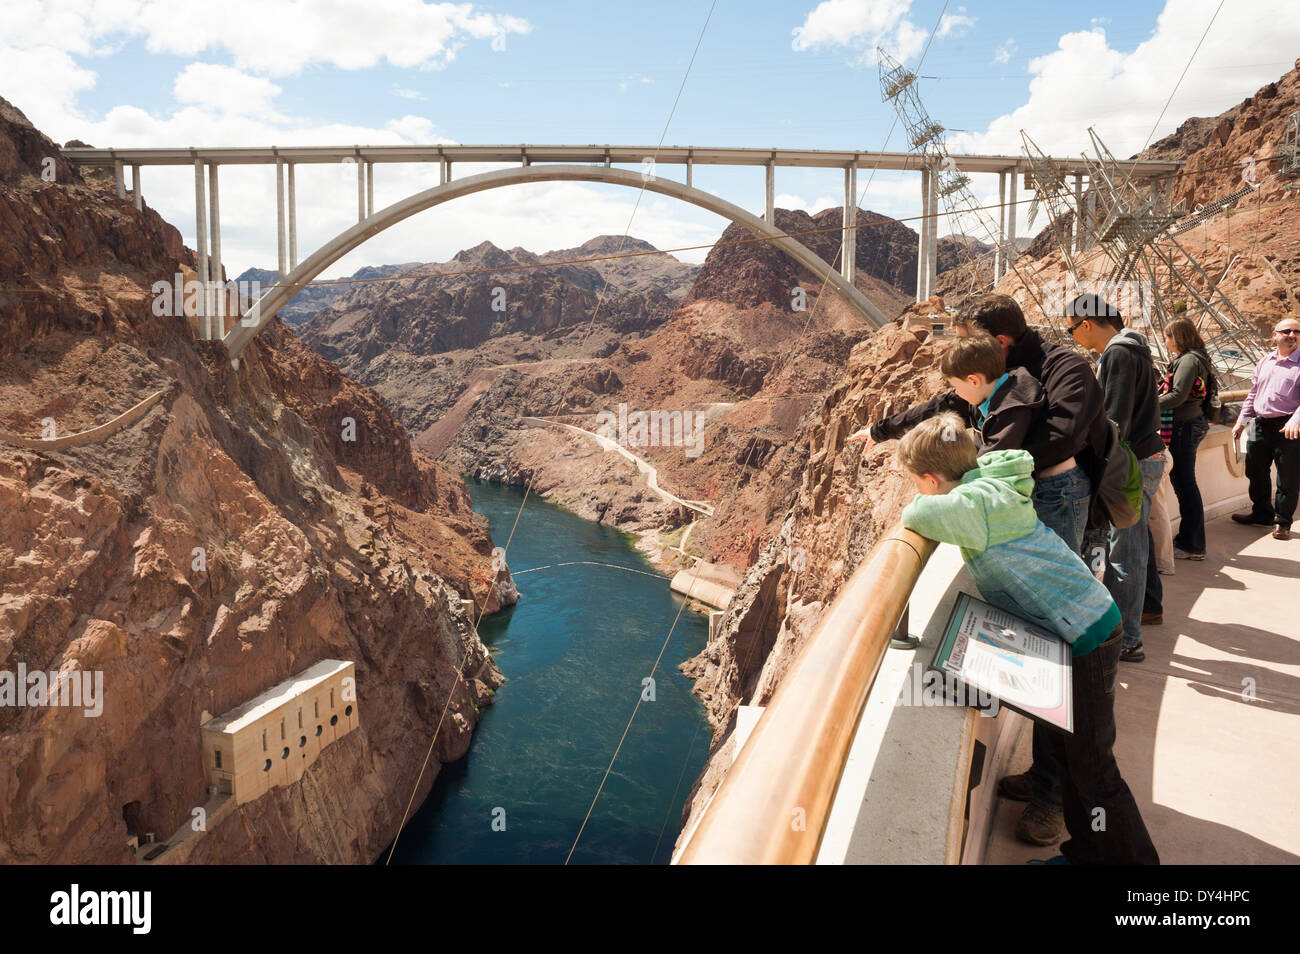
389, 478, 713, 864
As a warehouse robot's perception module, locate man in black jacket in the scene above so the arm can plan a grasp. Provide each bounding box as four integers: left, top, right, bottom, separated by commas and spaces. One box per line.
1068, 294, 1167, 664
850, 293, 1108, 847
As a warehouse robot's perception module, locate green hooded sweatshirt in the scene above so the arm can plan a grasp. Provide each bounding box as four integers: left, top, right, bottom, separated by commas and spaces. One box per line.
902, 449, 1121, 657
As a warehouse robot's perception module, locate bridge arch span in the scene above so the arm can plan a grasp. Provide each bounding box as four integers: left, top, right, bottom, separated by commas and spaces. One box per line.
224, 164, 889, 358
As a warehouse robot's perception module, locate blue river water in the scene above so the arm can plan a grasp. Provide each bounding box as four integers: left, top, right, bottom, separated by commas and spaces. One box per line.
388, 478, 712, 865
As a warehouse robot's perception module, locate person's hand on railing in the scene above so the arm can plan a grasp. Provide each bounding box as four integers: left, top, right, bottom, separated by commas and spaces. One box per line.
847, 426, 875, 454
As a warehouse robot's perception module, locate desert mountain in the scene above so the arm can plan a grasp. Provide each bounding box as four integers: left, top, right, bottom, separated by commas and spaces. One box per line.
0, 96, 512, 864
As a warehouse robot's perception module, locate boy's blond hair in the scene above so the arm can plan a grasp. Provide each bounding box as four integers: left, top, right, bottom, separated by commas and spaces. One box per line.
897, 411, 978, 482
939, 330, 1006, 382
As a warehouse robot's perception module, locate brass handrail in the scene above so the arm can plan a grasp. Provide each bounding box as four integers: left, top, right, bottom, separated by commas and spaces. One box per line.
675, 526, 936, 865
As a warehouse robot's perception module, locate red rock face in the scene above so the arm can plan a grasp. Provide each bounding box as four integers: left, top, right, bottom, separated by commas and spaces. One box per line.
0, 97, 509, 864
676, 314, 946, 838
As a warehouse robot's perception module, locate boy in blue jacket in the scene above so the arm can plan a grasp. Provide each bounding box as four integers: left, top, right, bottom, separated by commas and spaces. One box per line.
898, 412, 1158, 865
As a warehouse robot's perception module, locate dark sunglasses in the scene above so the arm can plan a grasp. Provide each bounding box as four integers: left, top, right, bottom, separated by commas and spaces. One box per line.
1066, 318, 1088, 335
1277, 329, 1299, 336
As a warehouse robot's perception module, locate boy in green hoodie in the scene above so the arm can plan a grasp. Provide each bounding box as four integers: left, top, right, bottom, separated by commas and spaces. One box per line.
898, 413, 1159, 865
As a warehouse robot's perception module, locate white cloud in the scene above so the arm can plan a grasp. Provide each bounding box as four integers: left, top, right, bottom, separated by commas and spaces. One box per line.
992, 38, 1017, 65
938, 6, 975, 38
774, 192, 840, 214
950, 0, 1300, 158
791, 0, 930, 64
0, 1, 531, 81
391, 85, 426, 101
174, 64, 284, 119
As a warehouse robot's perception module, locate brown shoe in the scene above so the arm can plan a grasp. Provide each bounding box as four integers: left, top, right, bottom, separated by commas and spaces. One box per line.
1141, 612, 1162, 625
1232, 512, 1272, 527
1274, 526, 1292, 541
1016, 800, 1065, 846
998, 772, 1034, 802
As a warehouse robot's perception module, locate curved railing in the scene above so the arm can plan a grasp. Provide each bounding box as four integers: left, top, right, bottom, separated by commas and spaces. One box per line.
675, 527, 936, 864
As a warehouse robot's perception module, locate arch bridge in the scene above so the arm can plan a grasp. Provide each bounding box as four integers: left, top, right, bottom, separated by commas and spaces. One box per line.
62, 144, 1181, 359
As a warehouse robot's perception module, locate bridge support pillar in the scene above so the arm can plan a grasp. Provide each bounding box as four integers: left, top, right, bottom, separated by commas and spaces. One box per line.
288, 162, 298, 270
208, 163, 222, 337
995, 171, 1007, 282
440, 157, 450, 185
356, 157, 365, 222
366, 160, 375, 217
194, 159, 208, 340
114, 159, 125, 199
842, 165, 856, 284
276, 159, 287, 280
925, 164, 937, 300
132, 164, 142, 211
916, 166, 928, 302
1007, 165, 1017, 270
685, 157, 692, 188
765, 160, 775, 224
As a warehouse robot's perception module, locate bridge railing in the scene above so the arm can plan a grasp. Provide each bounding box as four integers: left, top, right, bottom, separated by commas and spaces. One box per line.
674, 526, 936, 864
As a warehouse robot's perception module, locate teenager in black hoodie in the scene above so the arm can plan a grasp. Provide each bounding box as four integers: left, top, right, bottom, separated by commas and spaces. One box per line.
1067, 294, 1167, 664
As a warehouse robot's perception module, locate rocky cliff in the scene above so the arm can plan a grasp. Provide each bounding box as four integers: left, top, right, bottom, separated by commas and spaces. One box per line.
0, 97, 510, 864
674, 306, 947, 839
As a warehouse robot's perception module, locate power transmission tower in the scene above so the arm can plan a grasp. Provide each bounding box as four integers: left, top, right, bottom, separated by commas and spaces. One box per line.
1021, 127, 1267, 385
878, 48, 1017, 298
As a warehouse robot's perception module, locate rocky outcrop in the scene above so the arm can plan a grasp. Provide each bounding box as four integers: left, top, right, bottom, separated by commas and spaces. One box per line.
0, 96, 510, 864
675, 310, 947, 839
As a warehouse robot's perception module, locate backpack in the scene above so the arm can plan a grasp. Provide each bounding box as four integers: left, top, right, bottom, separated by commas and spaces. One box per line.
1088, 417, 1143, 530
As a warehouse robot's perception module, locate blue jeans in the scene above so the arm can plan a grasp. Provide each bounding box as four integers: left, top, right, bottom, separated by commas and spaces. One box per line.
1169, 416, 1210, 554
1027, 465, 1091, 807
1086, 456, 1165, 649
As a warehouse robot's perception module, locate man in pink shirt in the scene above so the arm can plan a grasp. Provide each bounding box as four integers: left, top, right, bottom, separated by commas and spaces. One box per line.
1232, 317, 1300, 540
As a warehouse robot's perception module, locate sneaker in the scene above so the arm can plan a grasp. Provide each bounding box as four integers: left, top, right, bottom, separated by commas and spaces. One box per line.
1274, 526, 1292, 541
1015, 800, 1065, 846
1120, 642, 1146, 663
1174, 548, 1205, 561
1232, 512, 1273, 527
997, 772, 1034, 802
1141, 612, 1162, 625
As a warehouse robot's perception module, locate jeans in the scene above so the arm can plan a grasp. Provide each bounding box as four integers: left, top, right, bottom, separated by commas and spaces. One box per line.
1169, 416, 1209, 554
1042, 627, 1160, 864
1144, 527, 1162, 616
1091, 456, 1165, 649
1244, 415, 1300, 529
1026, 465, 1091, 807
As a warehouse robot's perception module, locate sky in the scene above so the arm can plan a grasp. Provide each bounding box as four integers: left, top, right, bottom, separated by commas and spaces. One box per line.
1, 0, 1297, 278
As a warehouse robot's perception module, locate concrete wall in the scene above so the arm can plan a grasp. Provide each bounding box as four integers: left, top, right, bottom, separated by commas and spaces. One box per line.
200, 662, 359, 805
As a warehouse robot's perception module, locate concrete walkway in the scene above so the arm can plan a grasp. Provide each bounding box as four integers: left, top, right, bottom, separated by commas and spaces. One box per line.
985, 514, 1300, 864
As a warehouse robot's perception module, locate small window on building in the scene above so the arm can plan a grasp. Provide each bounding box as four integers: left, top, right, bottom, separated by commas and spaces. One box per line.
298, 709, 302, 729
299, 735, 307, 748
330, 689, 335, 708
282, 747, 289, 759
263, 759, 271, 772
314, 699, 319, 718
214, 749, 222, 769
330, 715, 338, 727
345, 705, 354, 718
280, 718, 285, 740
262, 730, 267, 752
315, 724, 323, 737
